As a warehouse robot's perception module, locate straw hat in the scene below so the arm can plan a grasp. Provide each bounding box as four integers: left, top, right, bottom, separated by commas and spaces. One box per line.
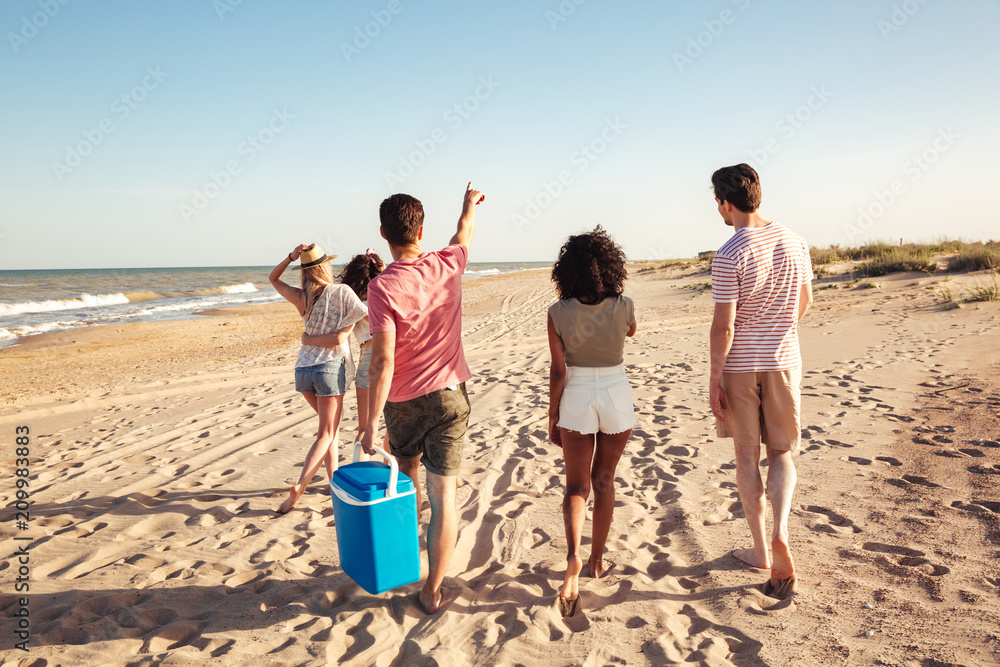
292, 243, 337, 270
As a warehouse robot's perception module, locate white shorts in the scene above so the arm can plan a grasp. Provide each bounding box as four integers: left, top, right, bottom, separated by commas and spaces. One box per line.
557, 364, 637, 435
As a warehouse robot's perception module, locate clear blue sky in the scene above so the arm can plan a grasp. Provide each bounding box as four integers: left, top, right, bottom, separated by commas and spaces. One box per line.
1, 0, 997, 270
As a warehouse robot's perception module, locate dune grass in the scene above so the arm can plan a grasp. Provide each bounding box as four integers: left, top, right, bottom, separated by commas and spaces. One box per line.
810, 239, 999, 278
948, 244, 1000, 272
964, 272, 999, 303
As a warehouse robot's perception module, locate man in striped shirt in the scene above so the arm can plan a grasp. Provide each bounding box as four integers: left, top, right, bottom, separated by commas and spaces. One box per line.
708, 163, 813, 599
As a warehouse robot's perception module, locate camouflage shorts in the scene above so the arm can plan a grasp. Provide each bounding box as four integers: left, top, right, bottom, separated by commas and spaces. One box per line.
384, 383, 470, 476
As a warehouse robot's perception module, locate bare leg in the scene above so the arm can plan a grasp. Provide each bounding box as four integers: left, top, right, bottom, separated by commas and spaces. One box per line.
560, 428, 595, 605
589, 429, 630, 578
301, 391, 338, 478
277, 394, 343, 513
396, 455, 423, 515
732, 442, 771, 569
765, 446, 797, 589
419, 470, 458, 614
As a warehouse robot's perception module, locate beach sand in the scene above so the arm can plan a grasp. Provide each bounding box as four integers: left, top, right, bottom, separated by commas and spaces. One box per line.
2, 266, 999, 666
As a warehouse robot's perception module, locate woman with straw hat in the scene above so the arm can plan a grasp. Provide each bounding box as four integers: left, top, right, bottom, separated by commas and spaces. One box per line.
269, 243, 368, 513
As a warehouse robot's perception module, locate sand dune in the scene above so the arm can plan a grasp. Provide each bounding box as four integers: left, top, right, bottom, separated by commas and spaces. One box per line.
2, 266, 999, 666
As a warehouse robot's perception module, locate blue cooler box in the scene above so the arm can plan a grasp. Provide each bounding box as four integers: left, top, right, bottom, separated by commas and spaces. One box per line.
331, 444, 420, 594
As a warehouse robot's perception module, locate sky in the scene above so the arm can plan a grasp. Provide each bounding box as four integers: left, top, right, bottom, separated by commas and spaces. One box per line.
1, 0, 998, 270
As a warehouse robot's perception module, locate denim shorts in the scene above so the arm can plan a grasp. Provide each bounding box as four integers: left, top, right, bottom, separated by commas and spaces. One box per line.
294, 358, 348, 397
557, 364, 636, 435
355, 345, 372, 390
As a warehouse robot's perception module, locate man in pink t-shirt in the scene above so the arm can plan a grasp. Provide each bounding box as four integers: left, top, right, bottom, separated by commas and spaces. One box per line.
360, 182, 485, 614
708, 164, 813, 600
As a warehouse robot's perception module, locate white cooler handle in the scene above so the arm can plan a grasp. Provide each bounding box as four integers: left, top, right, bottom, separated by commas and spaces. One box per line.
352, 440, 399, 499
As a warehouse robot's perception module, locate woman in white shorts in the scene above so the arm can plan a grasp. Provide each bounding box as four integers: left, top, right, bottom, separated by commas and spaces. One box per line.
547, 226, 637, 615
330, 249, 385, 443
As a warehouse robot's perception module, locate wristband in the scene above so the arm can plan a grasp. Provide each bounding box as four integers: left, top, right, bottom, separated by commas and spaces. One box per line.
288, 253, 294, 262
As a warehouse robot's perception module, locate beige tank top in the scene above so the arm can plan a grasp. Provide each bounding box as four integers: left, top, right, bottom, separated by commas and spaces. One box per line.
548, 296, 635, 367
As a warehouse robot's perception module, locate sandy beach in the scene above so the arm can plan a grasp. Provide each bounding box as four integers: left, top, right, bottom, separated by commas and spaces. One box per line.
2, 264, 999, 666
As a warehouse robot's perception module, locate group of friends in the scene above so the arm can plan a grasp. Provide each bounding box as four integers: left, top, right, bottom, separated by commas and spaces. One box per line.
267, 164, 813, 616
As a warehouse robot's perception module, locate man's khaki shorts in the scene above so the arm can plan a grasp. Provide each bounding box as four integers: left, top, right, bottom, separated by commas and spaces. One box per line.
384, 383, 470, 476
716, 369, 801, 451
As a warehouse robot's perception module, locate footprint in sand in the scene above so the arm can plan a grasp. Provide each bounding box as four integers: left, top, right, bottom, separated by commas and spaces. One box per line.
862, 542, 950, 576
142, 621, 205, 653
800, 505, 861, 534
185, 506, 236, 527
952, 499, 1000, 514
54, 520, 108, 538
887, 475, 941, 489
875, 456, 902, 466
125, 554, 169, 570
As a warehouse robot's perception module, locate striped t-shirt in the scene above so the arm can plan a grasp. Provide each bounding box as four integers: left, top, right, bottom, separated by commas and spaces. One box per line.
711, 222, 813, 372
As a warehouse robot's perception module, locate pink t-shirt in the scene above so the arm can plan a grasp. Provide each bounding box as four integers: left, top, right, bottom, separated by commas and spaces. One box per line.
367, 244, 472, 402
711, 222, 813, 373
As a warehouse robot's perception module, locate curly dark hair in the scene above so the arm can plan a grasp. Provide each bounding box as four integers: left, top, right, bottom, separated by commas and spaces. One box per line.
551, 226, 627, 303
337, 252, 385, 301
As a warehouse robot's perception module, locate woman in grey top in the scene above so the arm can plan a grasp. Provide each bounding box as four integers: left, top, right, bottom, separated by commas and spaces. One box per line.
270, 243, 367, 513
547, 226, 637, 616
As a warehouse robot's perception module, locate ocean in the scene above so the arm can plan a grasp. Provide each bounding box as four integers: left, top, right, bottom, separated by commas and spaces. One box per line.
0, 262, 550, 348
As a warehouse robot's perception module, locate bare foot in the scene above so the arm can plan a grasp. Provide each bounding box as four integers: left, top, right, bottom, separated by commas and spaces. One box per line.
769, 538, 795, 581
587, 556, 613, 579
559, 554, 582, 616
276, 483, 303, 514
764, 538, 796, 599
732, 547, 770, 569
418, 587, 443, 614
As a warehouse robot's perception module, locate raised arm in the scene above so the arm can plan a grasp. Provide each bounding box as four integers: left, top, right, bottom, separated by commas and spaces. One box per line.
449, 182, 485, 249
547, 313, 567, 447
269, 244, 308, 315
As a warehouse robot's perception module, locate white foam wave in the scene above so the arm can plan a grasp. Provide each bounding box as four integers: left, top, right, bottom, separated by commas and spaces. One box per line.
463, 268, 501, 276
220, 282, 257, 294
0, 293, 131, 317
0, 320, 76, 339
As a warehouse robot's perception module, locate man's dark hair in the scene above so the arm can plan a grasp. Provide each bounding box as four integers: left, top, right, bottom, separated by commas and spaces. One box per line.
551, 225, 627, 303
379, 194, 424, 246
711, 163, 762, 213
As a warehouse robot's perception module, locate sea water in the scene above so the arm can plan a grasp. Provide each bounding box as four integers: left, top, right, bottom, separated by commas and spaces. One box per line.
0, 262, 549, 347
